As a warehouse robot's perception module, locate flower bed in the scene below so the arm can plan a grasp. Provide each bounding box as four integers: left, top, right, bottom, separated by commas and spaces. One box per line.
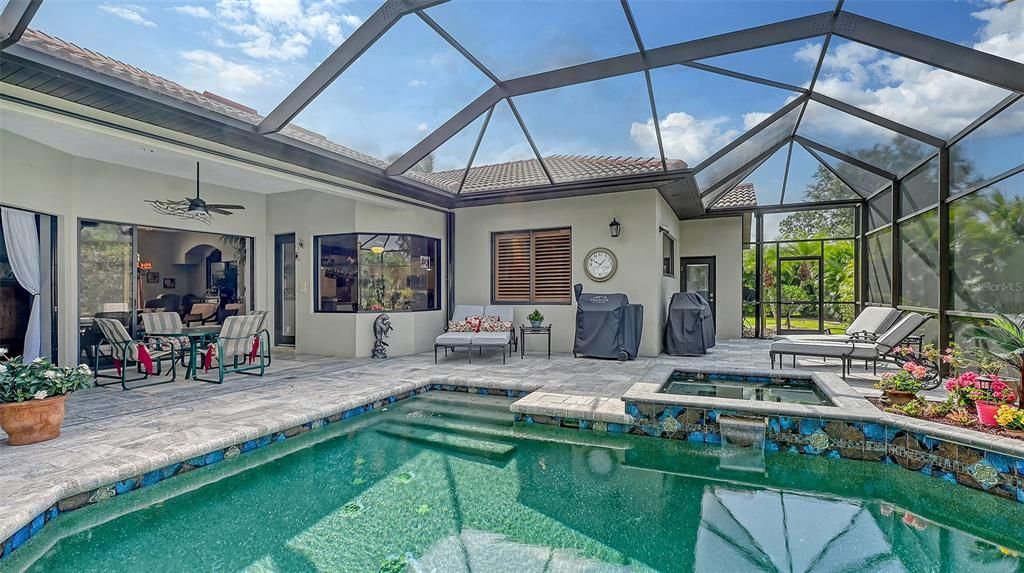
867, 397, 1024, 441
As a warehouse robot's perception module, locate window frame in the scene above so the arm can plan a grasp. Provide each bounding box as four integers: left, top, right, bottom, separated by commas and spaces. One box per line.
491, 227, 572, 305
662, 231, 676, 277
313, 232, 442, 314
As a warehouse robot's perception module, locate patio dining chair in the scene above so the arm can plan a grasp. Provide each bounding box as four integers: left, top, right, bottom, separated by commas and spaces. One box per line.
140, 312, 191, 365
193, 314, 270, 384
93, 317, 176, 390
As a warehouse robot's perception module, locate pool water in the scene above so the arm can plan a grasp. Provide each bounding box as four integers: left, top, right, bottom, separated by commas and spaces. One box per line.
9, 393, 1024, 573
660, 371, 830, 405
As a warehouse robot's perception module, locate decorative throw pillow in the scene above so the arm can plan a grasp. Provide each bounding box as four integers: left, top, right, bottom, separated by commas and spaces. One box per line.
466, 316, 484, 333
447, 320, 473, 332
478, 316, 513, 332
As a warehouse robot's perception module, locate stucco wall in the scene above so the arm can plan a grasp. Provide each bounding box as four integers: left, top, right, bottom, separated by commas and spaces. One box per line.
454, 190, 664, 357
678, 216, 743, 340
0, 130, 269, 365
266, 189, 447, 358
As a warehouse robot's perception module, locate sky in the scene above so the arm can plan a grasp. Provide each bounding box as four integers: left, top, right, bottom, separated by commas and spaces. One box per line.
27, 0, 1024, 186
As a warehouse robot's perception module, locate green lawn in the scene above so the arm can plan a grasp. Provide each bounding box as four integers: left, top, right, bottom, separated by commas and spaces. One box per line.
744, 315, 850, 334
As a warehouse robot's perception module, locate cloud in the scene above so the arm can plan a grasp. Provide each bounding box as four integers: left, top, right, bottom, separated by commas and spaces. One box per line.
408, 79, 428, 88
180, 50, 267, 93
99, 4, 156, 27
209, 0, 364, 61
172, 5, 212, 18
810, 0, 1022, 138
742, 112, 773, 130
631, 112, 740, 163
416, 123, 429, 133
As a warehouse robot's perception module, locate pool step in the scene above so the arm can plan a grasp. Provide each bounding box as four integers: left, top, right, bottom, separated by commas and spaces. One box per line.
374, 424, 516, 459
397, 402, 515, 426
410, 391, 515, 412
397, 417, 632, 451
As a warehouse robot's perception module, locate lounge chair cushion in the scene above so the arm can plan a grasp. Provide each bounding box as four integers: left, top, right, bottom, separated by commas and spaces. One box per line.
436, 332, 474, 346
846, 307, 901, 336
471, 331, 511, 346
770, 339, 879, 359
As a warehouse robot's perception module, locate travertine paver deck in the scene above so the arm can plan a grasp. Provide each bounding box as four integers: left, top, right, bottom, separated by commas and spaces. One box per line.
0, 339, 889, 543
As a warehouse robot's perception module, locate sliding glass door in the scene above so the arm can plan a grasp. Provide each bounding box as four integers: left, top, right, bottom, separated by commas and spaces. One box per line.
78, 221, 136, 366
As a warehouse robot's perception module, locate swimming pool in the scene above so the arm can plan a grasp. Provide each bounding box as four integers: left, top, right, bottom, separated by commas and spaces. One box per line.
659, 370, 830, 405
7, 392, 1023, 572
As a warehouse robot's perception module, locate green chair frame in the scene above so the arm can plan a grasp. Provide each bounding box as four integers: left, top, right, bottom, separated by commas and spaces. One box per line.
193, 329, 271, 384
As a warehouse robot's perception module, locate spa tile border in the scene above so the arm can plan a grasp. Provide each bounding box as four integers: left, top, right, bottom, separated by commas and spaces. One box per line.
617, 367, 1024, 506
0, 381, 531, 562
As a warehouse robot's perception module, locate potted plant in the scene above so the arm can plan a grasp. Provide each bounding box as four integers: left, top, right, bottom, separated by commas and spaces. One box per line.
969, 377, 1018, 427
874, 362, 927, 405
528, 309, 544, 328
966, 314, 1024, 408
0, 350, 93, 446
996, 405, 1024, 438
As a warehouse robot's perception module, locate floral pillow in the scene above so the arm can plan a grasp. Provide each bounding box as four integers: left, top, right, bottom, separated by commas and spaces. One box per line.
478, 315, 513, 333
447, 320, 474, 332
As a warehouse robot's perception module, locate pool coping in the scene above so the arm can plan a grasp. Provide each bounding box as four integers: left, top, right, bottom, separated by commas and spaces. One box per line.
5, 365, 1024, 562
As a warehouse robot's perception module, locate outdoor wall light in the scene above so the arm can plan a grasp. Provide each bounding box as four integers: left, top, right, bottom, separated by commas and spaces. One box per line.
370, 246, 385, 254
609, 218, 621, 238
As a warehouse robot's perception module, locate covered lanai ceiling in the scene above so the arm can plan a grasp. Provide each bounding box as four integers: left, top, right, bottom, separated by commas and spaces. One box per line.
1, 0, 1022, 216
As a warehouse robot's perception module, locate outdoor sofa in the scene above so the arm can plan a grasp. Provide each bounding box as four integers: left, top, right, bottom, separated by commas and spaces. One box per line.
770, 312, 930, 378
435, 305, 517, 364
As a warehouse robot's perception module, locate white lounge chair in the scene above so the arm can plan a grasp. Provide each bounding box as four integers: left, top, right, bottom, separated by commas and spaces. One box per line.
778, 306, 901, 344
435, 305, 517, 364
770, 312, 931, 378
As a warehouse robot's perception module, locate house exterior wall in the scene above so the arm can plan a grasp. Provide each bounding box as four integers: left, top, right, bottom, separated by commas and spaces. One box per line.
1, 125, 446, 363
266, 190, 447, 358
677, 216, 744, 340
454, 190, 665, 357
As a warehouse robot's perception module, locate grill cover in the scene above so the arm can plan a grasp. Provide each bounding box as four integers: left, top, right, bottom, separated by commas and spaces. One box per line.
663, 292, 715, 355
572, 284, 644, 360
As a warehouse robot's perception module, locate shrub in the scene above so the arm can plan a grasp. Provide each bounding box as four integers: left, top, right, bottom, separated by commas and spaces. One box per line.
0, 350, 93, 403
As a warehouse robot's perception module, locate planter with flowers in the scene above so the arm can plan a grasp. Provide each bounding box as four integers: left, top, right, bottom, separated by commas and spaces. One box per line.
965, 314, 1024, 409
0, 350, 93, 446
995, 405, 1024, 439
874, 363, 927, 405
945, 371, 1018, 427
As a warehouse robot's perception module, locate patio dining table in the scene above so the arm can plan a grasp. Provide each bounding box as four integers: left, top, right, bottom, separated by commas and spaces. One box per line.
146, 325, 222, 380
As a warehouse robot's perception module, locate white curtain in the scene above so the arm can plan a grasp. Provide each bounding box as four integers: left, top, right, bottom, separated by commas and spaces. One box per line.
1, 207, 42, 361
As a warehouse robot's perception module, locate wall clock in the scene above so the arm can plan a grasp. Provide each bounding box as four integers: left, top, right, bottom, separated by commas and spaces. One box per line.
584, 247, 617, 282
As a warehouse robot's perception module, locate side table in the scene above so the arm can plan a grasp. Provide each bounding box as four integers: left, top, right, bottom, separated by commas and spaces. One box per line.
520, 324, 552, 359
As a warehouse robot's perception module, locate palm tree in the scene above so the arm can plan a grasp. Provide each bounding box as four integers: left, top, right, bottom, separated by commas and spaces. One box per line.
966, 314, 1024, 408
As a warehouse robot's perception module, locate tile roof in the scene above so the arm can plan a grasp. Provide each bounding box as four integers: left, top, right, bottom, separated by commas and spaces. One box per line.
712, 182, 758, 209
16, 30, 684, 193
408, 155, 687, 194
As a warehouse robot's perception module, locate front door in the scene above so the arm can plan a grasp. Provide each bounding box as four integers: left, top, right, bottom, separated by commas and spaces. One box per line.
275, 234, 296, 346
681, 256, 716, 325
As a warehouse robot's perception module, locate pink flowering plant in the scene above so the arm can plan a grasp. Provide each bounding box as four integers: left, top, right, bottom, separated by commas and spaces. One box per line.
874, 362, 928, 394
944, 371, 1018, 408
885, 344, 943, 390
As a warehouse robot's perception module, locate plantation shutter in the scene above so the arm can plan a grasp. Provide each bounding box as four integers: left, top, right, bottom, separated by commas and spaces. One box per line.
532, 228, 572, 303
493, 228, 571, 304
494, 232, 532, 302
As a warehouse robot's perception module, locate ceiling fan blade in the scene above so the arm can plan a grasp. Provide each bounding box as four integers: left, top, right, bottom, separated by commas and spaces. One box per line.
208, 207, 234, 215
205, 204, 245, 210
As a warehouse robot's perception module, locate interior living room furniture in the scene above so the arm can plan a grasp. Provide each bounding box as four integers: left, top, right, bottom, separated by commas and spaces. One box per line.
184, 303, 219, 326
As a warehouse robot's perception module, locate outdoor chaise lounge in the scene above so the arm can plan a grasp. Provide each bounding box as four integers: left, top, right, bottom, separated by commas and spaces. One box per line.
435, 305, 517, 364
777, 306, 902, 344
770, 312, 931, 379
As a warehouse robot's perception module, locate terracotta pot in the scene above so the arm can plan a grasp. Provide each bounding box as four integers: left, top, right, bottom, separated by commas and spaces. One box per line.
975, 401, 1001, 427
0, 395, 67, 446
884, 390, 918, 406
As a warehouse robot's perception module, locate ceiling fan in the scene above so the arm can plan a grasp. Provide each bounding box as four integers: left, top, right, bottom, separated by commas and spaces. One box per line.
146, 162, 245, 223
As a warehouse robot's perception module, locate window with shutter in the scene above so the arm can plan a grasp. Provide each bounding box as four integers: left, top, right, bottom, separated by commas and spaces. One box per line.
492, 228, 571, 304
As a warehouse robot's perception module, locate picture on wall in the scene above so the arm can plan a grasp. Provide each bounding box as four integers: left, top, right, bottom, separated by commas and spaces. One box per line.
163, 278, 176, 289
146, 271, 160, 283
